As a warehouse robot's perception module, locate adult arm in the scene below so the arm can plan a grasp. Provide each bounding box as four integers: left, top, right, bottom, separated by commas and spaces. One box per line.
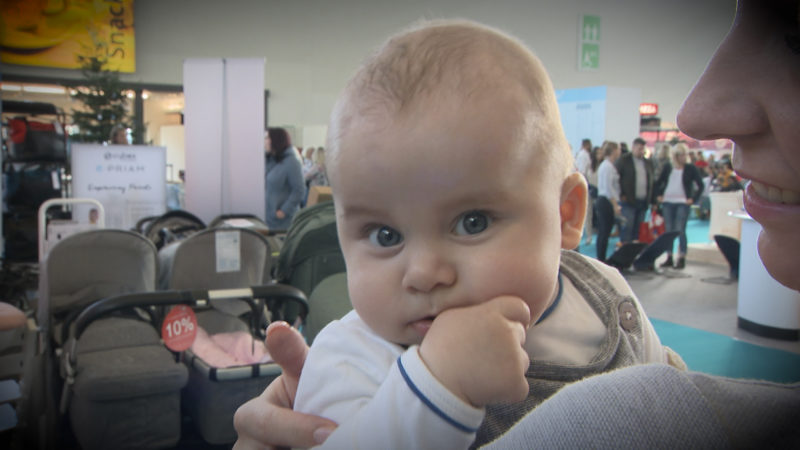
483, 364, 800, 449
232, 322, 337, 450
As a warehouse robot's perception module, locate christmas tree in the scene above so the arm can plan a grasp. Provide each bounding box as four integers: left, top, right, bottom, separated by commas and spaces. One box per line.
70, 45, 131, 144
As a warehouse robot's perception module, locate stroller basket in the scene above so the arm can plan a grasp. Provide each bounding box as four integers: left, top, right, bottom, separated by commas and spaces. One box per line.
62, 284, 308, 448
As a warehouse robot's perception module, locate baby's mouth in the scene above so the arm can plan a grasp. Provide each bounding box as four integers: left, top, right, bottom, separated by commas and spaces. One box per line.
410, 316, 436, 336
749, 180, 800, 205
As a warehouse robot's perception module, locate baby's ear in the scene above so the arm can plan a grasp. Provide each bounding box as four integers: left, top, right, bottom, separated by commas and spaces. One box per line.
559, 172, 588, 249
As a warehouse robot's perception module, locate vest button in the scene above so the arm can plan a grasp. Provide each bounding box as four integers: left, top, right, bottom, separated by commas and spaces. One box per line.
619, 300, 638, 331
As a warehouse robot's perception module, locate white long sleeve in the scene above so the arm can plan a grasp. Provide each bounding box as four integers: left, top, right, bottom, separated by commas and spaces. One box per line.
295, 311, 484, 449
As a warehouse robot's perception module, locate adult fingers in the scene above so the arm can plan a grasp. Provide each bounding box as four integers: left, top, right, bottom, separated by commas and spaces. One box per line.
233, 386, 336, 450
266, 321, 309, 379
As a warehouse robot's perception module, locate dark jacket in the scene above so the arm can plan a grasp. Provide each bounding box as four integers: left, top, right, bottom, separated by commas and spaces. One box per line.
654, 162, 705, 204
615, 153, 654, 204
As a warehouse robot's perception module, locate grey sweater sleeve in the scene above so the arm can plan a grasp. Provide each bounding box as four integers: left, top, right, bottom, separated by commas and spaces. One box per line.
482, 364, 800, 449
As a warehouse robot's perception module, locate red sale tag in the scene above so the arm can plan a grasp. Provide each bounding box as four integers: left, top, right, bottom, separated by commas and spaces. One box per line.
161, 305, 198, 352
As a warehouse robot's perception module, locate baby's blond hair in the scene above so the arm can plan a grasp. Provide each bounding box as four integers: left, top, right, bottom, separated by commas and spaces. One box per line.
327, 19, 572, 181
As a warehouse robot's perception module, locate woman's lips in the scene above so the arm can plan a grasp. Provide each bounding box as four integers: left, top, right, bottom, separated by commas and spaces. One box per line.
743, 181, 800, 226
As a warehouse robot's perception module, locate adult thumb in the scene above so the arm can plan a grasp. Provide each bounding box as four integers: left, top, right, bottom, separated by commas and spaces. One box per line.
266, 321, 309, 379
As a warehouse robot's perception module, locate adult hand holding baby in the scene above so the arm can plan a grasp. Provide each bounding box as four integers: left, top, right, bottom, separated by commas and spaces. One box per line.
419, 296, 531, 408
232, 322, 336, 450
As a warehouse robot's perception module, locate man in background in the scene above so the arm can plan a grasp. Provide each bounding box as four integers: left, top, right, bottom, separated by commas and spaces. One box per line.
615, 137, 653, 244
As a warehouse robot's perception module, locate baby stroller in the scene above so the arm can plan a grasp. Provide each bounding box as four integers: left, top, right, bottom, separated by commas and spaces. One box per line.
158, 224, 305, 444
58, 284, 308, 447
36, 227, 187, 450
275, 201, 351, 343
135, 209, 206, 250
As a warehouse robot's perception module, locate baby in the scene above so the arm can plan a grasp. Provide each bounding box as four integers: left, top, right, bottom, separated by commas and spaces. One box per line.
293, 19, 682, 448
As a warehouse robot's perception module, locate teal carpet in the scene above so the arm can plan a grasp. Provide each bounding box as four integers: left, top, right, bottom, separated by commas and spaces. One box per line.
652, 319, 800, 383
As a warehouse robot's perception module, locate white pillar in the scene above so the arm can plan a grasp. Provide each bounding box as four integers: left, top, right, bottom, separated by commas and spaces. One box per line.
183, 58, 265, 224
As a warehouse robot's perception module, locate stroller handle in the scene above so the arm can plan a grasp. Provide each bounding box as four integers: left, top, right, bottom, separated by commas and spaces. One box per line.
69, 284, 309, 349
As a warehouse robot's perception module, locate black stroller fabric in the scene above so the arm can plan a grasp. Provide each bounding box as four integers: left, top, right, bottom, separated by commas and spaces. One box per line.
275, 201, 346, 324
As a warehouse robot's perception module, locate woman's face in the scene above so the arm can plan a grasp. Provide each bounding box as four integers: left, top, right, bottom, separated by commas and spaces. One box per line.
677, 0, 800, 291
113, 129, 128, 144
264, 133, 272, 152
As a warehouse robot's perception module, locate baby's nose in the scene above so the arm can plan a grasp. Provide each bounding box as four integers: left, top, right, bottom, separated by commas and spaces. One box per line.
401, 244, 456, 294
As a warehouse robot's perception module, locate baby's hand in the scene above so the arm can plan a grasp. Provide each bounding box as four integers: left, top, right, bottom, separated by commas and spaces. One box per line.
418, 296, 530, 407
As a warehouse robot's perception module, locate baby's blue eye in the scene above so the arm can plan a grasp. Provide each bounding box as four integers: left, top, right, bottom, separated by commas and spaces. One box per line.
369, 226, 403, 247
454, 211, 491, 236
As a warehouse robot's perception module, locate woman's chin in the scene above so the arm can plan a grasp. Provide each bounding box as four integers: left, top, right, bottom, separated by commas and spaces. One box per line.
758, 230, 800, 292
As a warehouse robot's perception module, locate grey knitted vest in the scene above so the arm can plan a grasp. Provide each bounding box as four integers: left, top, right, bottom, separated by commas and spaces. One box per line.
473, 250, 648, 448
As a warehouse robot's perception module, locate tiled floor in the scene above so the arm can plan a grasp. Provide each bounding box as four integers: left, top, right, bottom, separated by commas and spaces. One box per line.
623, 258, 800, 355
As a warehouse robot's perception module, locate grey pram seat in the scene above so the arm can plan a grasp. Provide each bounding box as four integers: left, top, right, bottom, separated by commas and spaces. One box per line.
157, 226, 295, 444
39, 229, 187, 450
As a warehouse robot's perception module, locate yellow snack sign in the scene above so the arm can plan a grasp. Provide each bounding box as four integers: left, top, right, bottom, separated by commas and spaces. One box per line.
1, 0, 135, 73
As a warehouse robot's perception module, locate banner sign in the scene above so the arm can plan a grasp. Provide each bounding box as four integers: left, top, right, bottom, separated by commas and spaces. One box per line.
0, 0, 135, 72
72, 144, 166, 230
578, 14, 600, 71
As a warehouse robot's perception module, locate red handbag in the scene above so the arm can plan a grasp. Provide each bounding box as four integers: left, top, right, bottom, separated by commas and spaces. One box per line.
638, 209, 665, 243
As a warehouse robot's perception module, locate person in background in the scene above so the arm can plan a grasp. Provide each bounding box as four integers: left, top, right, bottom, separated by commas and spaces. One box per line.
108, 124, 129, 145
574, 139, 595, 245
574, 139, 593, 176
653, 143, 672, 181
303, 146, 328, 188
615, 137, 654, 244
694, 151, 709, 173
264, 127, 305, 230
711, 159, 743, 192
233, 1, 800, 447
302, 146, 315, 175
166, 170, 186, 211
594, 141, 621, 263
706, 153, 716, 171
653, 143, 704, 269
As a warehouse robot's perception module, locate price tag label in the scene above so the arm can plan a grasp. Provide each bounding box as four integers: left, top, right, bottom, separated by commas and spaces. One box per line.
161, 305, 198, 352
215, 230, 241, 273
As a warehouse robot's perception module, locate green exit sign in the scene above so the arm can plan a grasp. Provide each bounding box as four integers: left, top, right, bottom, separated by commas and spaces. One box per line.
579, 15, 600, 71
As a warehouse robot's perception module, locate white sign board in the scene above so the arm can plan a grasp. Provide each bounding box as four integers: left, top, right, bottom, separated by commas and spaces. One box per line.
72, 144, 167, 230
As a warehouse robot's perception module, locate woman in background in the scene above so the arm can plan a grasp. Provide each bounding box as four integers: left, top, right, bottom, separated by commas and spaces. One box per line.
264, 127, 305, 230
653, 143, 704, 269
108, 124, 129, 145
594, 141, 621, 263
304, 146, 329, 188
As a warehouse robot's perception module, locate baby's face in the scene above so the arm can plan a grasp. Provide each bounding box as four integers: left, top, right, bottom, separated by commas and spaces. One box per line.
331, 95, 565, 346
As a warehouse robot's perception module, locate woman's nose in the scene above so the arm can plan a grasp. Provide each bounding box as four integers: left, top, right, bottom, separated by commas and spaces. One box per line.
401, 244, 457, 294
677, 26, 769, 142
